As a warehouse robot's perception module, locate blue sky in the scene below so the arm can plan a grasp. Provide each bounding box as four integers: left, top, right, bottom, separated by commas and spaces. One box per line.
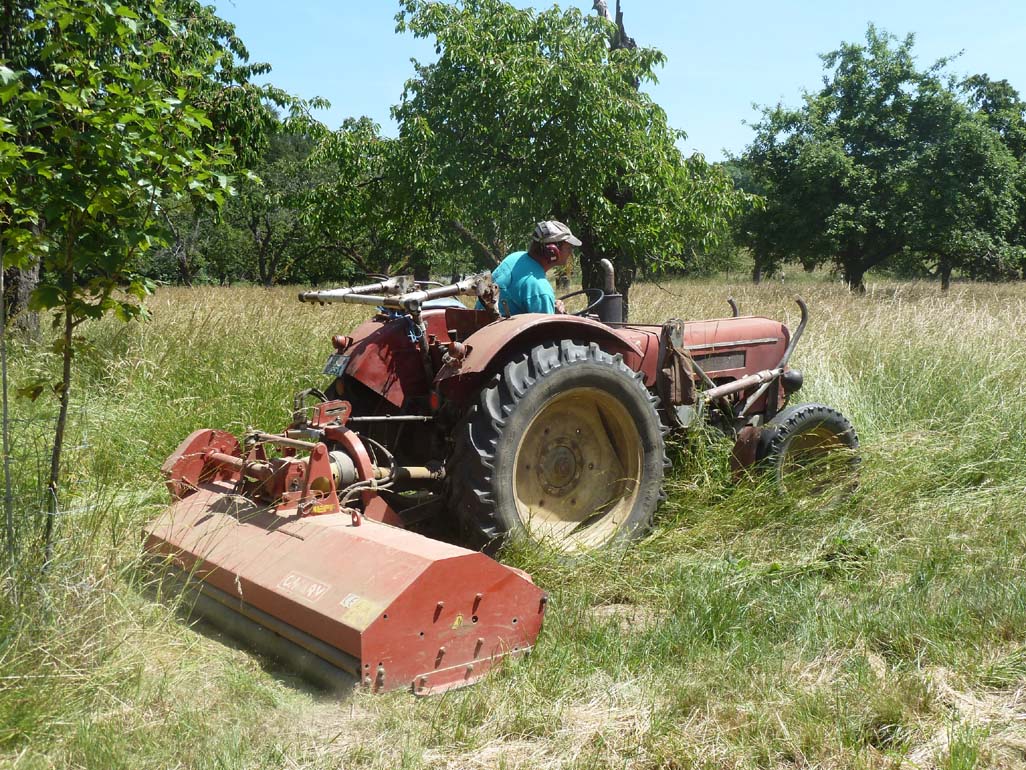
213, 0, 1026, 161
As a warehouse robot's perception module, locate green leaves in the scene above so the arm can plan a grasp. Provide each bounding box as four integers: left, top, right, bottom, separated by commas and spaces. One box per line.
736, 24, 1024, 289
390, 0, 745, 281
0, 65, 21, 107
2, 0, 308, 391
28, 284, 62, 312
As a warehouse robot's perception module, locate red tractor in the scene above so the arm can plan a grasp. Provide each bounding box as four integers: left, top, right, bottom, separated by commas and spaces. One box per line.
300, 261, 858, 554
146, 264, 857, 694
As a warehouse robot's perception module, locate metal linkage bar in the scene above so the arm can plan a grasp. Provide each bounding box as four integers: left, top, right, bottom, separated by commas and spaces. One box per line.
346, 415, 435, 423
298, 273, 497, 313
372, 465, 446, 481
297, 276, 416, 304
702, 368, 783, 402
247, 431, 318, 451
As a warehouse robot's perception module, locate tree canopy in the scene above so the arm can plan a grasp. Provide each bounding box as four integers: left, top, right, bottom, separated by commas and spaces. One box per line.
174, 0, 748, 302
736, 26, 1024, 290
0, 0, 313, 559
391, 0, 748, 305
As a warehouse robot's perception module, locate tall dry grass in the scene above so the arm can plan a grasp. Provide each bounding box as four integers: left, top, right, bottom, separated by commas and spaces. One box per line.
2, 277, 1025, 769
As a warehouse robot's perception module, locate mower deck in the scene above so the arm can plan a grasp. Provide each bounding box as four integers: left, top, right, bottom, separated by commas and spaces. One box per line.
144, 479, 547, 694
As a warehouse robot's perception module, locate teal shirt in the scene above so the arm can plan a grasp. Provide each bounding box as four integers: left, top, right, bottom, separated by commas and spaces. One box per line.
480, 251, 556, 315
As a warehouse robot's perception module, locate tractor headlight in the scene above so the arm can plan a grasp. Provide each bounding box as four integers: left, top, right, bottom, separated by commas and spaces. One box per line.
782, 369, 804, 394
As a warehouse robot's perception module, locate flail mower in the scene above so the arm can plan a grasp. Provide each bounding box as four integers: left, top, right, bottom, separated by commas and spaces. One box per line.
145, 261, 858, 694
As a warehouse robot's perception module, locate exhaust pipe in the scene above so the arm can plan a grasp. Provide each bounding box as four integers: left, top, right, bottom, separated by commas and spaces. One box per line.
596, 259, 624, 323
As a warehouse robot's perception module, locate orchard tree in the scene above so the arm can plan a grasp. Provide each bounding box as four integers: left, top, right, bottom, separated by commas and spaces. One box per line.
393, 0, 746, 312
740, 27, 923, 290
963, 75, 1026, 160
305, 118, 425, 281
143, 198, 251, 285
906, 83, 1019, 288
0, 0, 313, 563
962, 75, 1026, 277
226, 131, 322, 286
738, 26, 1020, 291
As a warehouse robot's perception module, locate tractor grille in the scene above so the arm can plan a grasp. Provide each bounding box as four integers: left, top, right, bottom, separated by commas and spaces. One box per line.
693, 351, 746, 372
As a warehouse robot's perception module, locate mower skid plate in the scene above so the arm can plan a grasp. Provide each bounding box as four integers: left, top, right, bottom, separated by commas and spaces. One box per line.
144, 480, 546, 694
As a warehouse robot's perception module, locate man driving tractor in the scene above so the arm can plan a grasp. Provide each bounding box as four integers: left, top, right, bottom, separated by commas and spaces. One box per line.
481, 220, 581, 315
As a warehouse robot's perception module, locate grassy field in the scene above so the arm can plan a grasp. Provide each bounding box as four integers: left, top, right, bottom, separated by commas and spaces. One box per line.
2, 277, 1026, 769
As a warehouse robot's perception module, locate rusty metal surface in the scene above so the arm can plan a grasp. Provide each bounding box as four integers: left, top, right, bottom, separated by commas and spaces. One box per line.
162, 428, 241, 500
657, 319, 696, 413
144, 483, 546, 694
341, 306, 789, 415
434, 314, 646, 400
730, 424, 763, 476
341, 308, 476, 408
614, 316, 787, 388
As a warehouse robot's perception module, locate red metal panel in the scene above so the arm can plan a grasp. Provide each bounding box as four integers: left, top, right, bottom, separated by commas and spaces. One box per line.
342, 317, 424, 408
444, 314, 643, 373
434, 313, 645, 402
681, 317, 789, 366
610, 326, 660, 385
364, 557, 546, 694
618, 316, 788, 384
144, 481, 546, 694
343, 309, 470, 408
343, 309, 788, 409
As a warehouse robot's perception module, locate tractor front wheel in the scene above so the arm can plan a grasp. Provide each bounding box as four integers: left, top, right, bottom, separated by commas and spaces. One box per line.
758, 403, 860, 506
449, 341, 665, 555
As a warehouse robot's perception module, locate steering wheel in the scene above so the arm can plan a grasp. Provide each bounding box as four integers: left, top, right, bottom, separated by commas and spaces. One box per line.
557, 288, 606, 317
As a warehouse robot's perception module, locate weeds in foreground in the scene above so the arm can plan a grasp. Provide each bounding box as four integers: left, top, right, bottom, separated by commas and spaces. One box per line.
2, 279, 1026, 768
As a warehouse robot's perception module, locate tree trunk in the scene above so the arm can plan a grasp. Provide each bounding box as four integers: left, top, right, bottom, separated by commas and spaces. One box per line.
252, 217, 274, 287
43, 307, 74, 569
177, 255, 192, 286
751, 263, 763, 284
168, 211, 198, 286
940, 262, 952, 291
4, 264, 40, 338
842, 264, 867, 294
259, 251, 274, 287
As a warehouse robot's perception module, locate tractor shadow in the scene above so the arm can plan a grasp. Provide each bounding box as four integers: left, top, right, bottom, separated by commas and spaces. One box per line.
137, 562, 360, 700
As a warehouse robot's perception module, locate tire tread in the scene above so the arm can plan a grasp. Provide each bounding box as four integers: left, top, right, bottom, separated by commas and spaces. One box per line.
448, 340, 665, 550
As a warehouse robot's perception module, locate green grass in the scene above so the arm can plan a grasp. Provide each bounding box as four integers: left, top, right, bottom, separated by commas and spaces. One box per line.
3, 278, 1026, 768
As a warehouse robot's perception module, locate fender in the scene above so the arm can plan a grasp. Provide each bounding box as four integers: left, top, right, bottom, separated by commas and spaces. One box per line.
339, 308, 479, 409
435, 313, 647, 404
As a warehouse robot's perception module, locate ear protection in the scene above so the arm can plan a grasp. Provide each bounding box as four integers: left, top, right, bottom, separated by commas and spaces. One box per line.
544, 243, 560, 262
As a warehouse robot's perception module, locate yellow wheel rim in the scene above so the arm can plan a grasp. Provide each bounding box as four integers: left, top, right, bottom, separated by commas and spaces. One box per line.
512, 387, 643, 551
778, 426, 857, 505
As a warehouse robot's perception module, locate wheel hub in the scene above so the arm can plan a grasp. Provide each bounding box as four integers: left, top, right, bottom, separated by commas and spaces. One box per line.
536, 439, 583, 496
512, 386, 644, 550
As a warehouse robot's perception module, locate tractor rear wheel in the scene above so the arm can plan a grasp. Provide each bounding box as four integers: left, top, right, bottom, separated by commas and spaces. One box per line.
758, 403, 859, 506
449, 340, 665, 555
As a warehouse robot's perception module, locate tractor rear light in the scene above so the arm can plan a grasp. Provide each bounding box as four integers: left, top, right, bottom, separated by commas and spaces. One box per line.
429, 390, 442, 411
332, 335, 351, 353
